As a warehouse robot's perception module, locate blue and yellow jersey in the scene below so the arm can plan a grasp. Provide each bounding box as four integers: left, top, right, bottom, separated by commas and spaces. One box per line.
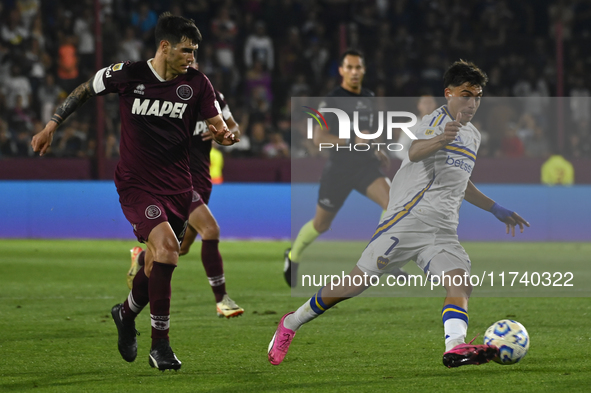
383, 106, 481, 231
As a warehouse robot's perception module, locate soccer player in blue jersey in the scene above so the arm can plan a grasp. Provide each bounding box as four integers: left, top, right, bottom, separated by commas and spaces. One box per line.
268, 60, 530, 368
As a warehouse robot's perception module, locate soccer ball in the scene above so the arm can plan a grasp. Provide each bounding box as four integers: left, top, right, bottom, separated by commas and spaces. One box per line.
484, 319, 530, 365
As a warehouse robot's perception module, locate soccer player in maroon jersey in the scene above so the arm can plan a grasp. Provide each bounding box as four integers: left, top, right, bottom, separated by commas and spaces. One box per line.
128, 87, 245, 318
31, 13, 238, 371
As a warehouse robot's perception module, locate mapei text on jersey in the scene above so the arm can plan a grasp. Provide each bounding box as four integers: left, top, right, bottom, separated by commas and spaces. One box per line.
132, 98, 188, 119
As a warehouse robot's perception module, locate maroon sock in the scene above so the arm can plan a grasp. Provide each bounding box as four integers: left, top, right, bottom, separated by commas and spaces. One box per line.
149, 262, 176, 347
121, 266, 149, 322
138, 250, 145, 266
201, 239, 226, 303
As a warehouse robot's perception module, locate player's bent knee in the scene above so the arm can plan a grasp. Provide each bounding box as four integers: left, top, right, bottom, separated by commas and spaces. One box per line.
202, 223, 220, 240
153, 242, 180, 264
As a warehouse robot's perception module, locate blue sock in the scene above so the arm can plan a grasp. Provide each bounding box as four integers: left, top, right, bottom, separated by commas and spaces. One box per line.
309, 287, 330, 315
284, 287, 332, 331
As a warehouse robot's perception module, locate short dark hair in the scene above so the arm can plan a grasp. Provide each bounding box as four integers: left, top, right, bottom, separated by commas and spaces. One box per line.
339, 49, 364, 66
155, 12, 202, 48
443, 60, 488, 89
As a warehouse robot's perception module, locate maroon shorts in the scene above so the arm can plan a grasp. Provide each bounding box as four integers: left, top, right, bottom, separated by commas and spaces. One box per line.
189, 186, 212, 214
118, 188, 192, 243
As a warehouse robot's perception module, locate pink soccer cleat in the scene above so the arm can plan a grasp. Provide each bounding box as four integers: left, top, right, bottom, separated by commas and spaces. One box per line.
442, 336, 499, 368
268, 312, 296, 365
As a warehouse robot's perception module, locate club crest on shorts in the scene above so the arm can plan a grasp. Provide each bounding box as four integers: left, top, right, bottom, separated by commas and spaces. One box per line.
145, 205, 162, 219
377, 256, 388, 270
192, 190, 201, 202
177, 84, 193, 100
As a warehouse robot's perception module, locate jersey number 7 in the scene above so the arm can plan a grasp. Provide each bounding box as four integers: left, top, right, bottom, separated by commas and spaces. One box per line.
385, 236, 400, 255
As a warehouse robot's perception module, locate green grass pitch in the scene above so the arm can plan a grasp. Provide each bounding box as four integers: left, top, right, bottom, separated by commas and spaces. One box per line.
1, 239, 590, 392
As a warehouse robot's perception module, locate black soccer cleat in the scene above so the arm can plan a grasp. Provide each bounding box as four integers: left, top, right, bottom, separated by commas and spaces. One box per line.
283, 248, 299, 288
149, 339, 182, 371
111, 303, 139, 362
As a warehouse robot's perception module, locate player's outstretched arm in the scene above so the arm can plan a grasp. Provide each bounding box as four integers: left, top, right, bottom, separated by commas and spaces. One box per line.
225, 115, 241, 139
202, 114, 240, 141
464, 180, 530, 237
206, 114, 240, 146
31, 77, 96, 156
409, 112, 463, 162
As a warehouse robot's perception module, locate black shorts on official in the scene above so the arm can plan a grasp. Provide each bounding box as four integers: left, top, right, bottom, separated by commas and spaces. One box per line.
317, 161, 385, 212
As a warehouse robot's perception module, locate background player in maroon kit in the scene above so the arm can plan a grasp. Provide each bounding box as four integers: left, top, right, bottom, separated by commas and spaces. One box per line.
31, 13, 238, 371
128, 87, 244, 318
185, 89, 243, 317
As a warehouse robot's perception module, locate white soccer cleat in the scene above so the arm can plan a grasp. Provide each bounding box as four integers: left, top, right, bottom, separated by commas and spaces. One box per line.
127, 246, 143, 290
216, 294, 244, 318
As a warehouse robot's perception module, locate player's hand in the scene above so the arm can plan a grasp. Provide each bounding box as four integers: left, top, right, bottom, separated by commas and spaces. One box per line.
441, 112, 462, 144
31, 123, 57, 156
490, 202, 530, 237
502, 212, 530, 237
201, 129, 213, 141
208, 124, 240, 146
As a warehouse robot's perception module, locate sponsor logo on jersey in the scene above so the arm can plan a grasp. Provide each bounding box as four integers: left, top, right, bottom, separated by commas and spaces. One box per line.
377, 256, 388, 270
193, 120, 208, 136
134, 84, 145, 95
105, 63, 123, 79
145, 205, 162, 219
425, 129, 434, 136
445, 155, 473, 173
177, 84, 193, 100
454, 135, 463, 143
131, 98, 188, 119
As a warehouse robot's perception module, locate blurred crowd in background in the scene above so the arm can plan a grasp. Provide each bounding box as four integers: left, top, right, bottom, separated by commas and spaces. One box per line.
0, 0, 590, 161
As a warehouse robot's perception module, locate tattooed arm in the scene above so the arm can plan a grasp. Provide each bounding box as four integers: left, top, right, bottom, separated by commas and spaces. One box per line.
31, 77, 96, 156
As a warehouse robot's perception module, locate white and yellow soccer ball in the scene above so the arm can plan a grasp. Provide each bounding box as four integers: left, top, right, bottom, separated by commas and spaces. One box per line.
484, 319, 530, 365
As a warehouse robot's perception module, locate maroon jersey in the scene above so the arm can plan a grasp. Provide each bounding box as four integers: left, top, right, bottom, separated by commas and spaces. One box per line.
92, 60, 220, 195
190, 90, 231, 197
